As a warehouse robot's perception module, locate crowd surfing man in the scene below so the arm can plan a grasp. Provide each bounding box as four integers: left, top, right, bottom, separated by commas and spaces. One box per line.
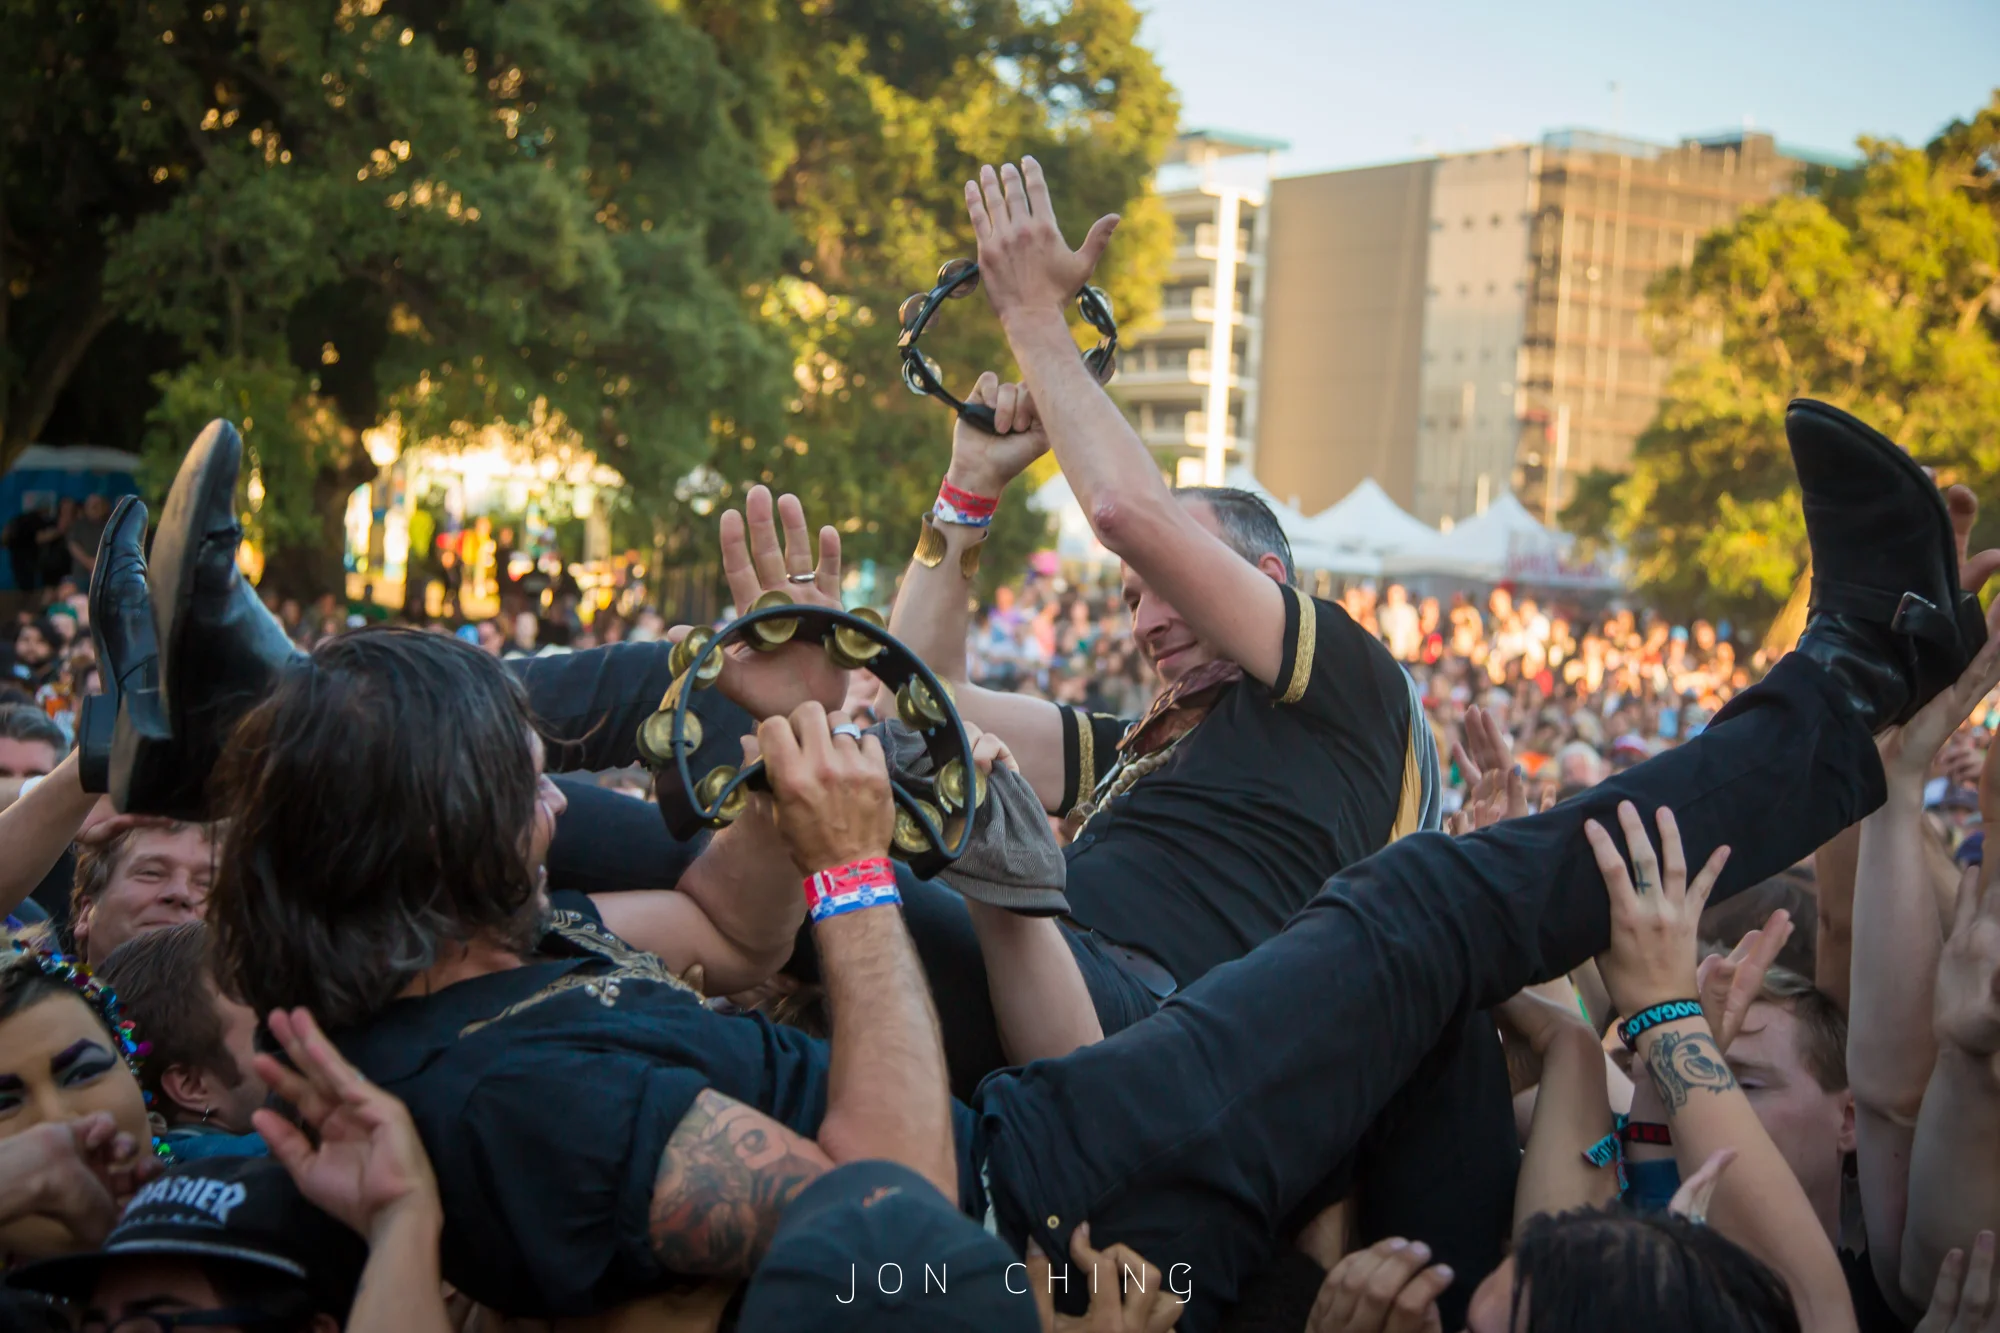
197, 178, 1991, 1333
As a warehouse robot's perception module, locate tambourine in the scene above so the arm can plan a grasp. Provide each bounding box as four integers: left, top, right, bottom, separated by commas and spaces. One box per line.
896, 258, 1117, 433
634, 594, 986, 879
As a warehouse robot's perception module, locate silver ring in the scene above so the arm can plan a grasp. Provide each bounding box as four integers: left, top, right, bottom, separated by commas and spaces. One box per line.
786, 572, 817, 585
830, 723, 864, 742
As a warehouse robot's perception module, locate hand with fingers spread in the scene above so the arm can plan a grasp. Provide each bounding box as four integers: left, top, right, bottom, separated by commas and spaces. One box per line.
757, 703, 895, 874
1586, 802, 1732, 1017
950, 372, 1050, 499
1027, 1224, 1185, 1332
250, 1007, 440, 1245
1450, 705, 1515, 789
1917, 1231, 1999, 1332
1306, 1237, 1452, 1333
964, 158, 1119, 323
1935, 861, 2000, 1058
1696, 909, 1795, 1054
669, 486, 848, 721
1879, 615, 2000, 789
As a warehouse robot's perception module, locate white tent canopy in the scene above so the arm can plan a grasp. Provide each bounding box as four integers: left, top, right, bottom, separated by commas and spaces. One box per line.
1300, 479, 1442, 564
1381, 491, 1617, 588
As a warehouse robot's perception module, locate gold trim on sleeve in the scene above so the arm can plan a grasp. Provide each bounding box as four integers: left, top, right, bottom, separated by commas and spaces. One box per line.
1278, 585, 1316, 705
1388, 714, 1423, 842
1072, 707, 1097, 813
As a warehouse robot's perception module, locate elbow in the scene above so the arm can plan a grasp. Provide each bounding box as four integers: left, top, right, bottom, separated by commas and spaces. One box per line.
1849, 1069, 1927, 1128
1089, 494, 1173, 560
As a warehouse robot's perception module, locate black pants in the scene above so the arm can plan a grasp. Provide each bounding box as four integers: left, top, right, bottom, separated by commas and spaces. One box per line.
974, 652, 1885, 1333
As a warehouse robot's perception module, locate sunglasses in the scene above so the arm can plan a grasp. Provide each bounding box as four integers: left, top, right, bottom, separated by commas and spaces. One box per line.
896, 259, 1118, 433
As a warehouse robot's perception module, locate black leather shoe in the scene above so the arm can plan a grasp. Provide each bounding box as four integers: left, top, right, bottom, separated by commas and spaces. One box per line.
80, 498, 169, 796
120, 420, 303, 818
1787, 398, 1986, 730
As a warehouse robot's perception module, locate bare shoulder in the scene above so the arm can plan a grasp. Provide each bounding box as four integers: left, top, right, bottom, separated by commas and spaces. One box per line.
648, 1088, 834, 1277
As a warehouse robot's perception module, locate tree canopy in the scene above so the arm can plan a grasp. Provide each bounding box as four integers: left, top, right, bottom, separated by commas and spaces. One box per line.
1, 0, 1176, 599
1565, 91, 2000, 630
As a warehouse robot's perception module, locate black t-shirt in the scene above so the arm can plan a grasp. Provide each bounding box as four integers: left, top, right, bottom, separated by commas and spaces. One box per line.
1058, 586, 1419, 985
336, 895, 983, 1316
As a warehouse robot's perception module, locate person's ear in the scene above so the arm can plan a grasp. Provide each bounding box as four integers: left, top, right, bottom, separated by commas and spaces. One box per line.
159, 1064, 221, 1122
1255, 553, 1289, 586
70, 899, 93, 954
1836, 1090, 1857, 1156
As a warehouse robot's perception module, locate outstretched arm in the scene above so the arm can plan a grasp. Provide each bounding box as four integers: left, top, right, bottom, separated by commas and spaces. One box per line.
1902, 854, 2000, 1307
879, 374, 1071, 810
592, 765, 806, 996
967, 158, 1291, 689
1850, 627, 2000, 1307
1590, 804, 1855, 1332
0, 752, 98, 916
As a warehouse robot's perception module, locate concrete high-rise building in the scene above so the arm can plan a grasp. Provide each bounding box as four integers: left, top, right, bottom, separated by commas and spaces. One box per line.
1113, 130, 1286, 488
1255, 130, 1831, 528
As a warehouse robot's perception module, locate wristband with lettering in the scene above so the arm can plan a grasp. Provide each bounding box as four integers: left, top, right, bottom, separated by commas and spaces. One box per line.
1616, 998, 1705, 1049
934, 478, 998, 528
803, 856, 901, 924
1619, 1120, 1673, 1147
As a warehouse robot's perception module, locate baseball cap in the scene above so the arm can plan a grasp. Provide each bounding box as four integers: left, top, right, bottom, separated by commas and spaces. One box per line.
735, 1161, 1036, 1333
8, 1157, 367, 1318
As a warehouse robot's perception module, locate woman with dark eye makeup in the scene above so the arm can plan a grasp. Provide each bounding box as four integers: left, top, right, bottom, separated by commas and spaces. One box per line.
0, 947, 157, 1263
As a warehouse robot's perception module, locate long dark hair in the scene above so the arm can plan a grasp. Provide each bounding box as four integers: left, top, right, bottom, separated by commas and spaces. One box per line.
206, 628, 544, 1030
1511, 1207, 1799, 1333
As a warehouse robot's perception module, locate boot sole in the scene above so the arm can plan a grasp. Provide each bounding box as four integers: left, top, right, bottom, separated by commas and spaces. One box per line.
122, 420, 242, 817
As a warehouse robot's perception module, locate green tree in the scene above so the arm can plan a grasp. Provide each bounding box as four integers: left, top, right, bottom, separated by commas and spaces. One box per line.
678, 0, 1178, 600
6, 0, 791, 596
1566, 90, 2000, 631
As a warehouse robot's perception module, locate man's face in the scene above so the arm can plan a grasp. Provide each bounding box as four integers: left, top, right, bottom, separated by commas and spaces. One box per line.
1729, 1000, 1853, 1226
15, 625, 51, 665
525, 733, 569, 884
0, 736, 58, 779
77, 826, 215, 967
1120, 499, 1270, 685
208, 989, 270, 1133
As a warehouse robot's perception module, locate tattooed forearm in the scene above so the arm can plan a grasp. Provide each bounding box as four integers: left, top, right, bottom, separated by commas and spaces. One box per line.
1644, 1029, 1738, 1112
648, 1089, 831, 1276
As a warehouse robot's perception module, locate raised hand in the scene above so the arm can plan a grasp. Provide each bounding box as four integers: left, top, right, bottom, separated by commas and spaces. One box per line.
1936, 862, 2000, 1058
1948, 485, 2000, 598
1878, 601, 2000, 786
1451, 705, 1514, 788
1586, 803, 1732, 1017
1916, 1231, 1998, 1332
965, 158, 1119, 322
1306, 1237, 1452, 1333
758, 702, 895, 875
670, 486, 847, 720
949, 372, 1050, 499
1027, 1224, 1184, 1332
1696, 909, 1795, 1054
251, 1007, 440, 1244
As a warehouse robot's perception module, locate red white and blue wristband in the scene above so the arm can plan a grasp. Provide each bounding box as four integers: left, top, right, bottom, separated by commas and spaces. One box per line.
934, 479, 998, 529
1617, 998, 1705, 1050
804, 856, 902, 924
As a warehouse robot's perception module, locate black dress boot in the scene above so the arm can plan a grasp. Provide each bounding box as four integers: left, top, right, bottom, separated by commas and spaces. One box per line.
1787, 398, 1986, 731
119, 420, 303, 818
80, 498, 170, 797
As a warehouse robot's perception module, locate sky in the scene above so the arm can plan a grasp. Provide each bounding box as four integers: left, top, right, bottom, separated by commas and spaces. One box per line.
1133, 0, 2000, 176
